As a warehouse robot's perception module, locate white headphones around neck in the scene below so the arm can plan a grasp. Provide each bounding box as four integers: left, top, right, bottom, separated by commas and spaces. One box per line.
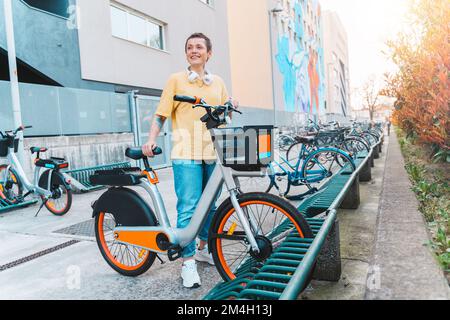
187, 67, 214, 86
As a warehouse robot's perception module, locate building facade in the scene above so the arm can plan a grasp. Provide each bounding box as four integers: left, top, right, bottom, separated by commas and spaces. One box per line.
227, 0, 326, 126
0, 0, 231, 93
322, 10, 350, 117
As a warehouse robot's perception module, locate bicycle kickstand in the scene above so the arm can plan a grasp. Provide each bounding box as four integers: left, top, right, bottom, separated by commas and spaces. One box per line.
155, 254, 165, 265
35, 198, 48, 217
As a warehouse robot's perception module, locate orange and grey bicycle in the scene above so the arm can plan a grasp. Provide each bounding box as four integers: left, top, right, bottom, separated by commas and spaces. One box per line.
90, 95, 313, 281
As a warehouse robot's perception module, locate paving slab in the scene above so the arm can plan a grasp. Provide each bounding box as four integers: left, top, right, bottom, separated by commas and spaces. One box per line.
365, 133, 450, 300
301, 138, 387, 300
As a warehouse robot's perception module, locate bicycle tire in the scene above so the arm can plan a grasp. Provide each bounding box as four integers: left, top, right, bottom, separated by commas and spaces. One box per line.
39, 171, 72, 216
209, 192, 313, 282
301, 148, 356, 190
0, 165, 23, 203
94, 188, 157, 277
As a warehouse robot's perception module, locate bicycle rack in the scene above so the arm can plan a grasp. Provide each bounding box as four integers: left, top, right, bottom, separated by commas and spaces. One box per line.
0, 198, 38, 213
203, 143, 379, 300
64, 162, 131, 193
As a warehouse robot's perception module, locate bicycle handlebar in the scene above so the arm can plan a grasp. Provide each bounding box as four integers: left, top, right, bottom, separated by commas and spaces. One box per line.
174, 95, 203, 104
173, 95, 241, 129
1, 125, 32, 137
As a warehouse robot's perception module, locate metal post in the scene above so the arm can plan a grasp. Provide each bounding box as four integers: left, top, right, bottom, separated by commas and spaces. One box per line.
3, 0, 24, 165
268, 11, 278, 127
128, 90, 140, 167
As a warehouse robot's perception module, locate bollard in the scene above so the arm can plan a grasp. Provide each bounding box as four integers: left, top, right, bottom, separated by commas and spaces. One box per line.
359, 159, 372, 182
340, 175, 360, 209
312, 219, 341, 282
378, 142, 382, 154
373, 144, 380, 159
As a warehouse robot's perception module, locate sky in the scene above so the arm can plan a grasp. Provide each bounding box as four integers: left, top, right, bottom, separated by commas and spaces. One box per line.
320, 0, 411, 99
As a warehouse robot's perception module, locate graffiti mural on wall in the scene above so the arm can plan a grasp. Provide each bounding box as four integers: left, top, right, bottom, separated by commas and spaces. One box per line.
275, 0, 326, 116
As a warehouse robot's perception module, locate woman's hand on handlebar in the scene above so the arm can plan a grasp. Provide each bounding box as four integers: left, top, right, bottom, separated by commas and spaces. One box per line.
142, 140, 158, 157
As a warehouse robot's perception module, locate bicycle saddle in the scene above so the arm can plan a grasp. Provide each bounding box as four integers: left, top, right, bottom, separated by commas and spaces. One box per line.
126, 147, 162, 160
295, 136, 316, 144
30, 147, 48, 154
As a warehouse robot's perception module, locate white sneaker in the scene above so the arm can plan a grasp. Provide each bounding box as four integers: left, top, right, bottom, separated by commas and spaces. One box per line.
181, 260, 201, 289
195, 245, 215, 266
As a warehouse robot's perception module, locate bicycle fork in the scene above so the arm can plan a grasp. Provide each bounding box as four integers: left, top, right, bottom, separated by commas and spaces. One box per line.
228, 189, 261, 254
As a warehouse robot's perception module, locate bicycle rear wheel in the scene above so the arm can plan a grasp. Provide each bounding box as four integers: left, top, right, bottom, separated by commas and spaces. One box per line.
38, 171, 72, 216
301, 149, 356, 190
210, 192, 313, 282
94, 188, 158, 277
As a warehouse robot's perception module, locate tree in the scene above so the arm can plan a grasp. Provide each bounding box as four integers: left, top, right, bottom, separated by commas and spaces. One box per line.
361, 76, 382, 121
383, 0, 449, 155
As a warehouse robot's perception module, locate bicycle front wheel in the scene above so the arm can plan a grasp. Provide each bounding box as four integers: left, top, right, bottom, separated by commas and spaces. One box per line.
210, 192, 313, 282
0, 165, 23, 203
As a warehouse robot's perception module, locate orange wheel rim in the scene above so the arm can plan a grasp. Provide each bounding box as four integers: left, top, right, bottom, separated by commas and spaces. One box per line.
216, 200, 304, 280
46, 189, 69, 214
97, 212, 149, 271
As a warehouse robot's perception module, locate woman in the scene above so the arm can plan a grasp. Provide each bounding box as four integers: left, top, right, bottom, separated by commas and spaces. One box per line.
142, 33, 234, 289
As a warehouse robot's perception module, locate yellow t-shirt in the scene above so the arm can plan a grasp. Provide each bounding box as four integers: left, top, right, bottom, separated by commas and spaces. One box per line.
155, 71, 229, 160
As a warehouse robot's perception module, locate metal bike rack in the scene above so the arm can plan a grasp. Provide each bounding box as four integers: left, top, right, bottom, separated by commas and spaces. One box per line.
64, 162, 131, 193
0, 198, 38, 213
204, 146, 377, 300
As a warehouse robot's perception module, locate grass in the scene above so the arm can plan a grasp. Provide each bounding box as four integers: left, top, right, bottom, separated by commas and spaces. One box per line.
396, 127, 450, 278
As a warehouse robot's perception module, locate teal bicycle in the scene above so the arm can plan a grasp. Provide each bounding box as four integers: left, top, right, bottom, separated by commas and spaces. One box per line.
243, 135, 356, 198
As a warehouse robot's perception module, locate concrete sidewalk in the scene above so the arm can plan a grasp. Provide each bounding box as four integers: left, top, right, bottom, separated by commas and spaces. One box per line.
365, 132, 450, 300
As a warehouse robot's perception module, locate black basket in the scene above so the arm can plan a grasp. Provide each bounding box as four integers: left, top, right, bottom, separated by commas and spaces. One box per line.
211, 126, 274, 172
0, 138, 19, 157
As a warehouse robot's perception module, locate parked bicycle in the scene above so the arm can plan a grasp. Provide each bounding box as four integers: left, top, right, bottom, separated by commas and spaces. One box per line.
0, 126, 72, 215
266, 134, 356, 198
89, 95, 313, 282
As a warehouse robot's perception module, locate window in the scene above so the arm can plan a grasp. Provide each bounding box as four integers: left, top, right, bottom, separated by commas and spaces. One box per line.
128, 13, 148, 46
111, 6, 127, 39
110, 3, 165, 51
23, 0, 70, 18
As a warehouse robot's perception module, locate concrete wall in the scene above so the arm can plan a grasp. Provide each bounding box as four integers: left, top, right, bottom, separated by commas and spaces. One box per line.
76, 0, 232, 92
0, 0, 114, 91
19, 133, 134, 176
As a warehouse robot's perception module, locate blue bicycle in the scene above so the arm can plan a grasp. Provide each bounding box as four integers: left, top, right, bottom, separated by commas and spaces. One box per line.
265, 136, 356, 198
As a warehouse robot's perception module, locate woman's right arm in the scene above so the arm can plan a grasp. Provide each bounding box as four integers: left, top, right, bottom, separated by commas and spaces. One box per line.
142, 115, 167, 156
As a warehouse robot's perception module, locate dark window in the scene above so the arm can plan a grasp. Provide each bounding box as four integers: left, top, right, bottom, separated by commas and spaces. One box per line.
22, 0, 70, 18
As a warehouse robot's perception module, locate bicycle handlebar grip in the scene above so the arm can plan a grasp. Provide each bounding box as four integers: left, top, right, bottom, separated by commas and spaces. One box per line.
173, 95, 200, 104
152, 146, 162, 156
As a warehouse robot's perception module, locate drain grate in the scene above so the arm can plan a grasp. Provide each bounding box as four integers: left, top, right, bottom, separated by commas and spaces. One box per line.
54, 219, 96, 238
0, 240, 79, 272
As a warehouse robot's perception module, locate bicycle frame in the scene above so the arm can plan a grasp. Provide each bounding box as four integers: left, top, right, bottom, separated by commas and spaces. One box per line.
269, 143, 313, 182
1, 149, 52, 199
113, 158, 267, 254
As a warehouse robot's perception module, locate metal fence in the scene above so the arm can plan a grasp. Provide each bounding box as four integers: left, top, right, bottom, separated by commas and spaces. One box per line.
0, 81, 131, 136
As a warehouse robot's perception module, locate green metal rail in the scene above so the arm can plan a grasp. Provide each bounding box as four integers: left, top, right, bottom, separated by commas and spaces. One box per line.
0, 198, 38, 213
203, 142, 379, 300
64, 161, 131, 192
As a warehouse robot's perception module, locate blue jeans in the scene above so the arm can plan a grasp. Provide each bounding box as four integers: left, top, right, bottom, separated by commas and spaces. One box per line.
172, 160, 220, 258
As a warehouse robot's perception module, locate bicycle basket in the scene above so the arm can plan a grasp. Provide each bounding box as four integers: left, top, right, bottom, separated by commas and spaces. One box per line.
0, 138, 20, 157
211, 126, 274, 171
0, 139, 8, 157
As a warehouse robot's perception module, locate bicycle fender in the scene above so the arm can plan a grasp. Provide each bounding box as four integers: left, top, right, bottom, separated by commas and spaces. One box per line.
91, 187, 158, 227
39, 170, 72, 190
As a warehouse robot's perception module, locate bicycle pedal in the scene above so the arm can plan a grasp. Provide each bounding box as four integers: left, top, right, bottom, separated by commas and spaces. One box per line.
167, 245, 183, 262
